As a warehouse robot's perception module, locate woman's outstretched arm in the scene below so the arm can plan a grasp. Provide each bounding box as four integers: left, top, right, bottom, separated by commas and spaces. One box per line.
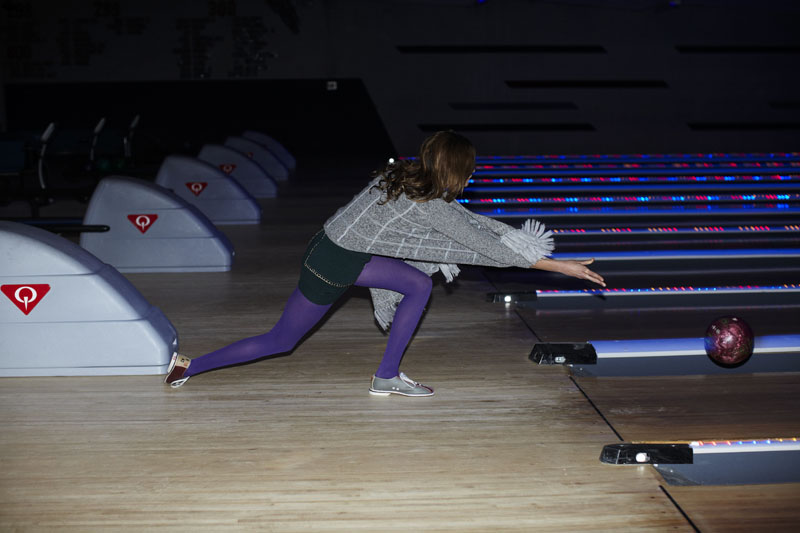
531, 258, 606, 287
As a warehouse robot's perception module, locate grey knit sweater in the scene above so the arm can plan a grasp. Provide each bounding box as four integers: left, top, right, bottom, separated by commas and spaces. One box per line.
323, 177, 554, 328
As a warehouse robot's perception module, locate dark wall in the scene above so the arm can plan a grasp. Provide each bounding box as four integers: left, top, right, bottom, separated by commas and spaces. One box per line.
2, 0, 799, 156
4, 79, 394, 159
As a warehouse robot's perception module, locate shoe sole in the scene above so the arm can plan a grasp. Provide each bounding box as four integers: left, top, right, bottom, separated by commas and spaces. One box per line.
170, 377, 190, 388
164, 352, 178, 384
368, 388, 434, 397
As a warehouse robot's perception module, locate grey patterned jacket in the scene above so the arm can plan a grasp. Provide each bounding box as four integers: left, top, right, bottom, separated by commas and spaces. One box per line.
324, 177, 554, 329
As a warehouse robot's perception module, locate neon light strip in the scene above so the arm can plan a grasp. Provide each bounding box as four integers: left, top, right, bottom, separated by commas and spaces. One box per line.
692, 438, 800, 454
476, 162, 800, 170
458, 193, 800, 205
593, 348, 795, 359
402, 153, 800, 164
469, 174, 800, 185
474, 152, 800, 163
551, 225, 799, 235
466, 184, 800, 195
590, 335, 800, 359
550, 249, 800, 260
468, 205, 800, 217
473, 166, 800, 177
476, 151, 800, 158
536, 284, 800, 296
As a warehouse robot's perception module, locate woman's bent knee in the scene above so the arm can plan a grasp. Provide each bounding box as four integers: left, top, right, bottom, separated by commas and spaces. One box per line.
410, 271, 433, 297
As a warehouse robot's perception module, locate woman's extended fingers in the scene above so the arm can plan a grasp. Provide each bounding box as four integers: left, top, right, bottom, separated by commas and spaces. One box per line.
574, 259, 605, 287
585, 268, 606, 287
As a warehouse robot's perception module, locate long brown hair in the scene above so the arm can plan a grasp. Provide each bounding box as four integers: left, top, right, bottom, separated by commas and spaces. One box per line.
373, 131, 476, 203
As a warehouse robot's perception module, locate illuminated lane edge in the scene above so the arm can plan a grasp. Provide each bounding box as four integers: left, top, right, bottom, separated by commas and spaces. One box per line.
404, 153, 800, 165
537, 284, 800, 297
550, 249, 800, 260
458, 193, 800, 205
467, 206, 800, 217
469, 174, 800, 185
465, 184, 800, 195
474, 152, 800, 163
587, 334, 800, 359
475, 163, 800, 171
471, 165, 800, 177
551, 225, 800, 235
690, 439, 800, 454
475, 152, 800, 158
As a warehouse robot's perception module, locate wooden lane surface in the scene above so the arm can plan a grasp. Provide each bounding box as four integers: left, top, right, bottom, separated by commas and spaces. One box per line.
573, 374, 800, 533
0, 195, 692, 531
517, 306, 800, 531
666, 484, 800, 533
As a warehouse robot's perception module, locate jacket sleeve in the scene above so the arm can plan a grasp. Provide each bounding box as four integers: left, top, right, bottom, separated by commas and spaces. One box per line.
457, 202, 516, 236
421, 199, 534, 268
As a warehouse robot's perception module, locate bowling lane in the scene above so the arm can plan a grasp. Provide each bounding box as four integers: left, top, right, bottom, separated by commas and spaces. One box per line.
472, 162, 800, 177
483, 262, 800, 315
516, 296, 799, 374
663, 484, 800, 533
574, 373, 800, 515
475, 152, 800, 165
572, 373, 800, 443
501, 267, 800, 527
483, 261, 800, 294
496, 261, 800, 377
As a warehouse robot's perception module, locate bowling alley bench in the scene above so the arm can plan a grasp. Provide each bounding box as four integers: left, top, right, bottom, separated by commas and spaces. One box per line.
0, 221, 177, 376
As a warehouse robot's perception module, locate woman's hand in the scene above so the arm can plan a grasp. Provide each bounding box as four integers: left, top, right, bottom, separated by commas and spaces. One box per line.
531, 258, 606, 287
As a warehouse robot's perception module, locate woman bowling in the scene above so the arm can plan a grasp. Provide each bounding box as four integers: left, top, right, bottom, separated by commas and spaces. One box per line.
165, 131, 605, 396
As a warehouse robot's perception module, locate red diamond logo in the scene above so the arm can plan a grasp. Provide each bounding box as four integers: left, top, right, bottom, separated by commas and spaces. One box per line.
2, 284, 51, 315
127, 214, 158, 234
219, 163, 237, 174
185, 182, 208, 196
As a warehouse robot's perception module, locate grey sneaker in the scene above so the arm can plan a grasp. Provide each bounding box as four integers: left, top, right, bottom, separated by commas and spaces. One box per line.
369, 372, 435, 397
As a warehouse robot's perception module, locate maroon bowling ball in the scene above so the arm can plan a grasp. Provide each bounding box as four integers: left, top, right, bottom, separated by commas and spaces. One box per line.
704, 316, 754, 367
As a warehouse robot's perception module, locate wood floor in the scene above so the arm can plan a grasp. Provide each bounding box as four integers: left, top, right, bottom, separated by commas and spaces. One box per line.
2, 167, 799, 531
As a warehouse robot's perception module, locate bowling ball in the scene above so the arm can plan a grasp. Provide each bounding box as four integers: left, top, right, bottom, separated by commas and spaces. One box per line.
704, 316, 754, 367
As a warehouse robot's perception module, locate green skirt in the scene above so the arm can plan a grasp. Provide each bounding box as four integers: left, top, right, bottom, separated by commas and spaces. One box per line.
297, 230, 373, 305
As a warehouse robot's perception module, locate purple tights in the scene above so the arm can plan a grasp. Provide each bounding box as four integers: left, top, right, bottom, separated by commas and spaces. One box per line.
184, 255, 432, 379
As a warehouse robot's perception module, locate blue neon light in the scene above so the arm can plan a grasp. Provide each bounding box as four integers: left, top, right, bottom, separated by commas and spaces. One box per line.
458, 193, 800, 206
468, 174, 800, 186
472, 165, 800, 177
537, 284, 800, 296
469, 204, 800, 218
